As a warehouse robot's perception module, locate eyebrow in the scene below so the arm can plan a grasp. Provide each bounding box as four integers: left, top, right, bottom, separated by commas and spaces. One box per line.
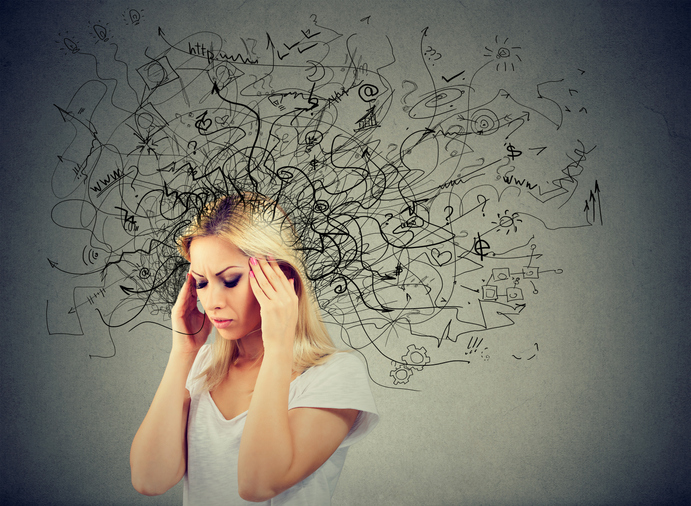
190, 266, 241, 278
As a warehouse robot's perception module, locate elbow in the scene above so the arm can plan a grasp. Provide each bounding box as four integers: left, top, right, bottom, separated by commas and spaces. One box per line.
131, 475, 164, 496
239, 490, 278, 503
129, 449, 184, 496
130, 467, 178, 496
237, 476, 281, 503
238, 490, 269, 503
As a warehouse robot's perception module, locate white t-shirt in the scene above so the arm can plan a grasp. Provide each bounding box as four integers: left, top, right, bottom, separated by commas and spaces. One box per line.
183, 344, 379, 505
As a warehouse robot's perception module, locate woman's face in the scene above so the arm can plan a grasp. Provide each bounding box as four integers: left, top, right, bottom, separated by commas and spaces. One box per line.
188, 235, 261, 341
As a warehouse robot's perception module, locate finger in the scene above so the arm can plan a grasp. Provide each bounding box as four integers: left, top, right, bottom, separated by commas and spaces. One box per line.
248, 268, 270, 304
174, 273, 193, 308
183, 273, 200, 308
267, 256, 286, 277
192, 312, 210, 336
175, 276, 203, 324
263, 256, 293, 291
249, 257, 277, 297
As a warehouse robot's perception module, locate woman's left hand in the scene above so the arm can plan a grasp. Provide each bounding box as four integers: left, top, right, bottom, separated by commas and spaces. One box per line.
248, 257, 299, 352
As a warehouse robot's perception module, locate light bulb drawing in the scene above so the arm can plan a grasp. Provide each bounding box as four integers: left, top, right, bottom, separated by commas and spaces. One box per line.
93, 24, 109, 42
63, 38, 79, 53
129, 10, 141, 25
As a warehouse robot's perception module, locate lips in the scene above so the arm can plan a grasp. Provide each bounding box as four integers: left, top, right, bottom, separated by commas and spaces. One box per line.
211, 318, 233, 329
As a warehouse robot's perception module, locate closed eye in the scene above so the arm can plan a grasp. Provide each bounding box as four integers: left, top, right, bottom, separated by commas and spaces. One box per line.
195, 277, 240, 289
224, 277, 241, 288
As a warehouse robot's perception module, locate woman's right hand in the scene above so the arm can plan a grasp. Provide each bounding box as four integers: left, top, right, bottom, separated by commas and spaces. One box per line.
170, 272, 212, 354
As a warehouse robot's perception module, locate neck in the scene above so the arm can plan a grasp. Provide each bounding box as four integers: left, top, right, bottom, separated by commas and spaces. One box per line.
234, 328, 264, 363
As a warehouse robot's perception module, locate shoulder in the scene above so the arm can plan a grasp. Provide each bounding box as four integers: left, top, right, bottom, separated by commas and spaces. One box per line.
186, 344, 214, 396
192, 343, 214, 372
291, 352, 376, 412
290, 351, 379, 447
318, 351, 365, 371
299, 352, 366, 384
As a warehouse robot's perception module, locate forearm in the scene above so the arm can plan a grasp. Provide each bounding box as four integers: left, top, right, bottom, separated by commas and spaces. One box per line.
238, 345, 295, 501
130, 350, 196, 495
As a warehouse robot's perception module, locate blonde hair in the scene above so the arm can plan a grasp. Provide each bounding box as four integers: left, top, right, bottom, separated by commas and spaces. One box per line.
177, 193, 337, 391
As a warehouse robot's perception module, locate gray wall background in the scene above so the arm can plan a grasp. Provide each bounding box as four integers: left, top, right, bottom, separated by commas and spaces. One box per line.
1, 0, 689, 505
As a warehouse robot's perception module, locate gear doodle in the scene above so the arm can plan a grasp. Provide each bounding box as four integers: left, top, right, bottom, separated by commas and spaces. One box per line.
402, 344, 431, 371
390, 363, 414, 385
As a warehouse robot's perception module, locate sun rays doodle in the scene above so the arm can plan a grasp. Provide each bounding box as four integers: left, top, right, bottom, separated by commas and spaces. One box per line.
46, 12, 601, 389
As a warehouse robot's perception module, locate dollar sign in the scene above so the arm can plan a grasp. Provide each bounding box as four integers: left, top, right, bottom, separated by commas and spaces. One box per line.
472, 233, 490, 261
506, 143, 522, 160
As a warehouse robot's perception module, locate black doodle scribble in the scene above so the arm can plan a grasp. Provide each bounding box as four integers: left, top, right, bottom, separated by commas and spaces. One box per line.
46, 16, 602, 389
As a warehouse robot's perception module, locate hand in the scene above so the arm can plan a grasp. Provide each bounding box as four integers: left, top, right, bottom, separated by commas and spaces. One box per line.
170, 272, 212, 354
248, 257, 299, 352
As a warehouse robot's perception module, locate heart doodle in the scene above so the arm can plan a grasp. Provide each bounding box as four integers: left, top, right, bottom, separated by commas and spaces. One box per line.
431, 248, 452, 266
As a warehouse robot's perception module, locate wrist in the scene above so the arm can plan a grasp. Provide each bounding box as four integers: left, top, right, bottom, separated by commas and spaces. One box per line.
168, 346, 200, 366
262, 340, 293, 357
261, 343, 294, 372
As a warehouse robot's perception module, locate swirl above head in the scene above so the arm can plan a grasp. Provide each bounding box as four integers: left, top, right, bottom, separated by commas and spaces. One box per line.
177, 193, 301, 276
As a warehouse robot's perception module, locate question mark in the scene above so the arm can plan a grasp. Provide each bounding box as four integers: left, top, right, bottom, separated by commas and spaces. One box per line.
401, 80, 418, 113
444, 206, 454, 223
128, 165, 141, 198
477, 195, 488, 216
187, 140, 197, 155
383, 213, 394, 227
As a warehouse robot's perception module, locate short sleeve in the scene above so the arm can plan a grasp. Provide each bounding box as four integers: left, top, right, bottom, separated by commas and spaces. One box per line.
289, 352, 379, 447
185, 344, 213, 397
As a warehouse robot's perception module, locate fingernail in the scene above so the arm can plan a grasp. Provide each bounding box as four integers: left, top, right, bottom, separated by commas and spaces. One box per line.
250, 257, 258, 266
250, 271, 255, 278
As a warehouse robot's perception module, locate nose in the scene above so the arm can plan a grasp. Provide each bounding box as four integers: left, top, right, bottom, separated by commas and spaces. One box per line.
207, 281, 226, 310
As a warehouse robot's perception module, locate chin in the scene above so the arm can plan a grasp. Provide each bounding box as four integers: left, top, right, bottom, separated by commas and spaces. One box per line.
216, 329, 244, 341
216, 325, 260, 342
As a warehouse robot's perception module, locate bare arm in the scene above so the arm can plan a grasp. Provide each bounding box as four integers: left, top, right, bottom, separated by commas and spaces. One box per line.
130, 273, 212, 495
239, 257, 358, 502
239, 346, 358, 502
129, 351, 195, 495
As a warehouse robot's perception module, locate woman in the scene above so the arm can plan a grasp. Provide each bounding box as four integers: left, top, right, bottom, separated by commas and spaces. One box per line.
130, 194, 378, 505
